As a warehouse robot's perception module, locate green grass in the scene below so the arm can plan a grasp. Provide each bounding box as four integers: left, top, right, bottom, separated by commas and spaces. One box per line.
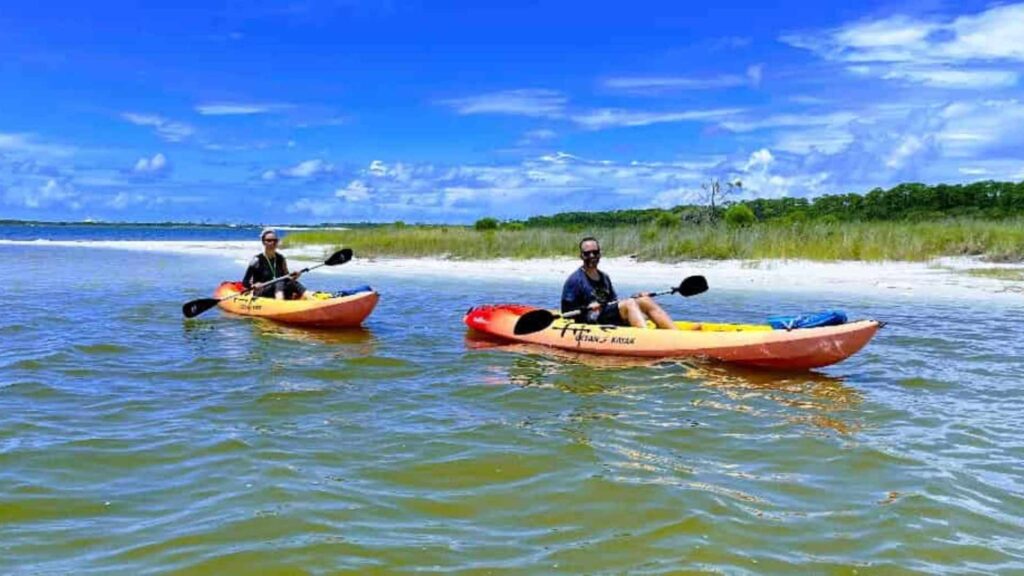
282, 219, 1024, 262
963, 268, 1024, 281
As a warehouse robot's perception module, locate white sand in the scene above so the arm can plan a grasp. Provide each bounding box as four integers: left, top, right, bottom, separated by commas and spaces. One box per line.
4, 239, 1022, 304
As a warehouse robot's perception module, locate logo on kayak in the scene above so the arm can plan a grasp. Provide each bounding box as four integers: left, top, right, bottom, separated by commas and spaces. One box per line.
555, 324, 635, 347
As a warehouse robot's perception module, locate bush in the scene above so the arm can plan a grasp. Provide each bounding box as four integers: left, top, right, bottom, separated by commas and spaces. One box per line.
724, 204, 757, 227
474, 217, 499, 231
654, 211, 681, 228
503, 222, 525, 231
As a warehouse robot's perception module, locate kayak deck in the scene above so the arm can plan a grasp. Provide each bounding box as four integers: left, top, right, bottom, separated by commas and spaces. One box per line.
463, 304, 880, 370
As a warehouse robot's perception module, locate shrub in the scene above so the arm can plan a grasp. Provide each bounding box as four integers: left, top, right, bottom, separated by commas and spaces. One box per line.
724, 204, 757, 227
503, 222, 525, 231
474, 217, 499, 231
654, 211, 681, 228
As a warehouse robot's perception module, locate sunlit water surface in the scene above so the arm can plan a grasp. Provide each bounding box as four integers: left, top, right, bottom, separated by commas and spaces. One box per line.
2, 231, 1023, 573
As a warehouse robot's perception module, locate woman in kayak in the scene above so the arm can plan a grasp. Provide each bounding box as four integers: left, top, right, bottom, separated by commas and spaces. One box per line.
242, 228, 309, 300
562, 237, 677, 329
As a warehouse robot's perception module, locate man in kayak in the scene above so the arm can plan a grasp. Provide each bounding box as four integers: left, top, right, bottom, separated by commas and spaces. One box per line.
242, 228, 308, 300
562, 237, 677, 329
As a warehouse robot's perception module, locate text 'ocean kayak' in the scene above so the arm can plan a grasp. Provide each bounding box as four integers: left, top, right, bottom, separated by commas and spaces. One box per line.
463, 304, 880, 370
214, 281, 379, 328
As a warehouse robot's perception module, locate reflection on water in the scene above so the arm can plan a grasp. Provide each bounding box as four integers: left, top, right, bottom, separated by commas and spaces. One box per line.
251, 319, 376, 349
470, 334, 861, 434
685, 363, 862, 434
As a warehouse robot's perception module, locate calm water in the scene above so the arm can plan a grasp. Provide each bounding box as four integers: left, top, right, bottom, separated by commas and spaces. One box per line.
2, 227, 1024, 574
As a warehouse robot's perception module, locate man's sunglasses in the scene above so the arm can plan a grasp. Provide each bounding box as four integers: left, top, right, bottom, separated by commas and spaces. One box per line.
581, 250, 600, 258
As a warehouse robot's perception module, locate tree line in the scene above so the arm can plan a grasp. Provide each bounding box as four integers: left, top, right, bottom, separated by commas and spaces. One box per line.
507, 180, 1024, 228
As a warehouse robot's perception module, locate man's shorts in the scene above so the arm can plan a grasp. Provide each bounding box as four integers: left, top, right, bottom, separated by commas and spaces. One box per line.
588, 302, 629, 326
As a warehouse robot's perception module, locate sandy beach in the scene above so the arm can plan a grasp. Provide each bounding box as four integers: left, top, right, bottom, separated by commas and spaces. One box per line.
4, 238, 1022, 305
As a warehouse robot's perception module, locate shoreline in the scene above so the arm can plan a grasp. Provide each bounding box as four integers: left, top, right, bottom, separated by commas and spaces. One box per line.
3, 239, 1022, 304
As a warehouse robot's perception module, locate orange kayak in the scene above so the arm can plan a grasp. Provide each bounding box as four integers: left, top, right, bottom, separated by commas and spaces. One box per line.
463, 304, 880, 370
213, 282, 379, 328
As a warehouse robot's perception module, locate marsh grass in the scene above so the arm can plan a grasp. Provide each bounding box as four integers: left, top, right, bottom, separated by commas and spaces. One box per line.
282, 219, 1024, 262
963, 268, 1024, 281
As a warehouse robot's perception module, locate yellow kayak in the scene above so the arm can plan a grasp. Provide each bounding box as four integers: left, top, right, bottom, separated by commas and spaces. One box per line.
463, 304, 880, 370
214, 282, 379, 327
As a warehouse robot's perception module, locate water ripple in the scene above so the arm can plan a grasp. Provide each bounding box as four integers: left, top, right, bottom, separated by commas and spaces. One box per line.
2, 245, 1024, 572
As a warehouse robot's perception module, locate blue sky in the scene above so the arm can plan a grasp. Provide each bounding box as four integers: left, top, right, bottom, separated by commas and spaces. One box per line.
1, 0, 1022, 224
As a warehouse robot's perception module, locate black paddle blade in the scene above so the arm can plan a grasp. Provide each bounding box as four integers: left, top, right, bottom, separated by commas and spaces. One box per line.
513, 309, 559, 335
182, 298, 220, 319
676, 275, 709, 297
325, 248, 353, 266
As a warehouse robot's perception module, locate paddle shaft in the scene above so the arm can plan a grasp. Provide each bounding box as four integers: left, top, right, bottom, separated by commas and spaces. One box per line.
561, 287, 678, 320
246, 262, 322, 294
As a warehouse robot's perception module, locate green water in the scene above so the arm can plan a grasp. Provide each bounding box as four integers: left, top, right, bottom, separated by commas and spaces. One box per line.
2, 244, 1023, 574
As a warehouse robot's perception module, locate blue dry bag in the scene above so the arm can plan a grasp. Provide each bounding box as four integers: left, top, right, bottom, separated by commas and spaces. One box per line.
767, 309, 847, 330
333, 284, 374, 297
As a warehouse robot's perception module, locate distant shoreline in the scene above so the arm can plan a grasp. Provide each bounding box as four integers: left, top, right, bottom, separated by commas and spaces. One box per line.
4, 238, 1022, 304
0, 220, 352, 230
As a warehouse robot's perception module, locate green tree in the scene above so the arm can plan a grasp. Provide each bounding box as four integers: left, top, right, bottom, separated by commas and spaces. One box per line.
724, 204, 756, 227
474, 217, 499, 231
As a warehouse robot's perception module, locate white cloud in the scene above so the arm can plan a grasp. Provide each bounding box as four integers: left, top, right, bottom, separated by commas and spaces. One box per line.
264, 158, 335, 180
745, 148, 774, 171
603, 74, 749, 92
517, 129, 558, 146
944, 4, 1024, 61
605, 65, 764, 94
885, 135, 926, 169
437, 89, 567, 117
195, 102, 290, 115
881, 68, 1019, 89
746, 64, 764, 88
133, 153, 168, 174
0, 133, 77, 157
720, 111, 857, 133
782, 4, 1024, 89
958, 167, 988, 175
368, 160, 387, 176
524, 129, 557, 140
287, 152, 728, 221
287, 197, 337, 218
773, 126, 856, 155
935, 99, 1024, 157
571, 107, 742, 130
335, 180, 371, 202
6, 178, 81, 209
122, 113, 195, 142
835, 15, 938, 51
107, 191, 147, 210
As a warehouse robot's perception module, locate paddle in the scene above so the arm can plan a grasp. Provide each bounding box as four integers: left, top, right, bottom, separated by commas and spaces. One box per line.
512, 275, 709, 335
181, 248, 353, 318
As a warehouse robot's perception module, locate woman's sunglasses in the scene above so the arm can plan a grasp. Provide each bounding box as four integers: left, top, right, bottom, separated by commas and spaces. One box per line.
263, 238, 278, 244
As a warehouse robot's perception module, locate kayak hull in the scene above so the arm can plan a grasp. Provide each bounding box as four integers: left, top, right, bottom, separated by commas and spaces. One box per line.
463, 304, 880, 370
214, 282, 379, 328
